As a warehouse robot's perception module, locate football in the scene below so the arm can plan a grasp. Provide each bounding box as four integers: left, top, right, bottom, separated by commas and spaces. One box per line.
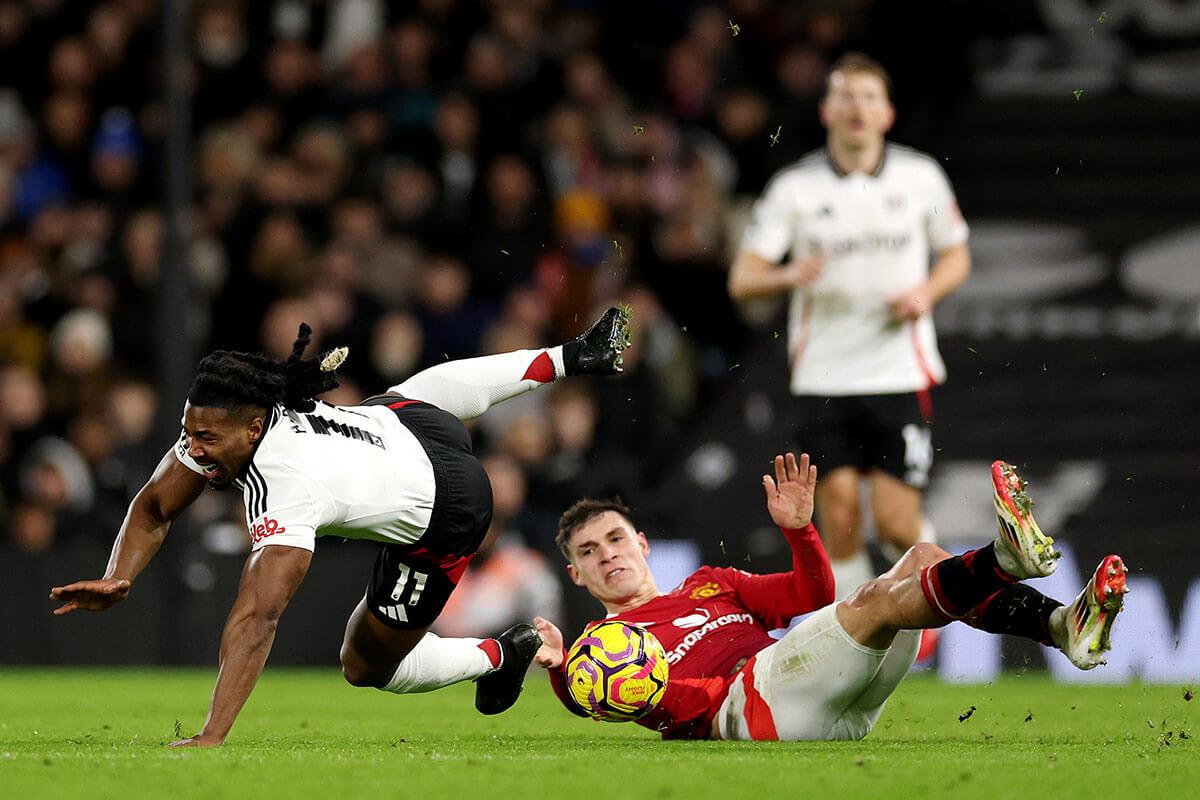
565, 620, 670, 722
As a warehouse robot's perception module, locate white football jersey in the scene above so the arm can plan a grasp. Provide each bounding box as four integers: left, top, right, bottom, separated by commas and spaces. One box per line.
174, 401, 436, 552
741, 145, 969, 396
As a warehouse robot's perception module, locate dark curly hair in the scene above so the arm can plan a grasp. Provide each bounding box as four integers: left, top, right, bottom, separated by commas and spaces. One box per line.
555, 497, 634, 560
187, 323, 346, 413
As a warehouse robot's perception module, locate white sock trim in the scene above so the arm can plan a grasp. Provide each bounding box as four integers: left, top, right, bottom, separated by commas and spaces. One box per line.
547, 345, 566, 379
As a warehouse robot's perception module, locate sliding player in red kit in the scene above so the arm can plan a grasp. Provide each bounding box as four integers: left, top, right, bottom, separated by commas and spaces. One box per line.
535, 453, 1128, 741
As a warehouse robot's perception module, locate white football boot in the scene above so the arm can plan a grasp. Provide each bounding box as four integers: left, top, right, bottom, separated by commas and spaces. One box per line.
1050, 555, 1129, 670
991, 460, 1060, 579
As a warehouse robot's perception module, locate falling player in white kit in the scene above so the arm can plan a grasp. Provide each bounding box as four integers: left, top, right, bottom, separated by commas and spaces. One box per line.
728, 53, 972, 603
48, 308, 631, 747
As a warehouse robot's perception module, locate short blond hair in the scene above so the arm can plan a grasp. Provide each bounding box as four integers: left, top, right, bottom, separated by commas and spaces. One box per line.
824, 52, 893, 102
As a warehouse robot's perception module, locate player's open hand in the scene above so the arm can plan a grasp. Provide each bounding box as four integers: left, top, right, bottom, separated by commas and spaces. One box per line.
762, 452, 817, 530
49, 578, 131, 615
532, 616, 564, 669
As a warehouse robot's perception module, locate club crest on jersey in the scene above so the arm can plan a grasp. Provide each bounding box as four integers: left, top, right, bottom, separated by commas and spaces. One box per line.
689, 582, 721, 600
672, 609, 712, 629
249, 517, 286, 544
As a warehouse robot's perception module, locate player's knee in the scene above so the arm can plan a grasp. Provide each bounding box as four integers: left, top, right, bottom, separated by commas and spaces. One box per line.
340, 650, 391, 688
341, 662, 375, 687
909, 541, 947, 566
889, 542, 947, 577
845, 577, 892, 611
819, 503, 862, 550
874, 513, 920, 549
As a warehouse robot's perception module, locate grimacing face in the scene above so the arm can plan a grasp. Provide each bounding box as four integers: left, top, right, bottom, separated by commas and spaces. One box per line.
819, 69, 894, 151
565, 510, 655, 606
182, 402, 265, 488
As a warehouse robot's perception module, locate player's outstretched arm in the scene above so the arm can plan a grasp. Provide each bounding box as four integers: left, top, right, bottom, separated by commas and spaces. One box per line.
50, 449, 207, 615
171, 544, 312, 747
762, 452, 817, 530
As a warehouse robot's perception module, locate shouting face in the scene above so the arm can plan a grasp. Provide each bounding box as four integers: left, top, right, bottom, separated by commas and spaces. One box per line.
181, 402, 265, 488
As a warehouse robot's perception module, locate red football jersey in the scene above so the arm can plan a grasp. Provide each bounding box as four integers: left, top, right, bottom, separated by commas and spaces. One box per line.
549, 524, 834, 739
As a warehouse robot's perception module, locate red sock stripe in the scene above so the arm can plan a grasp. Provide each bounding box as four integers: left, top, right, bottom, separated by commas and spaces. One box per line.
521, 351, 555, 383
477, 639, 502, 670
739, 656, 778, 741
920, 565, 965, 621
993, 565, 1019, 584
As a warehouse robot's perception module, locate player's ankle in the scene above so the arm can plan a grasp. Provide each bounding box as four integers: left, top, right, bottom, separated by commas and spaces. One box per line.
991, 536, 1023, 579
560, 340, 582, 376
1047, 605, 1068, 651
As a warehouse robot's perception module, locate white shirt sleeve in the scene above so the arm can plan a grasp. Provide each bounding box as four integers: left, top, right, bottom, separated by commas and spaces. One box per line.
924, 163, 969, 252
244, 459, 320, 553
740, 173, 797, 262
172, 428, 207, 475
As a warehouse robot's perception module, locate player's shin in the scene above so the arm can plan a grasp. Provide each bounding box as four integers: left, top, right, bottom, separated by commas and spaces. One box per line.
918, 543, 1017, 622
964, 584, 1062, 646
380, 632, 497, 694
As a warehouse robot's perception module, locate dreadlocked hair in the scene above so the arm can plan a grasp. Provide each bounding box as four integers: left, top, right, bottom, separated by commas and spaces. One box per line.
187, 323, 348, 413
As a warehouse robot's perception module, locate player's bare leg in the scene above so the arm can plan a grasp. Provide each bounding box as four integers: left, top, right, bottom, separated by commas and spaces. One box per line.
836, 541, 948, 649
836, 462, 1126, 667
868, 471, 922, 553
340, 597, 430, 687
815, 466, 869, 599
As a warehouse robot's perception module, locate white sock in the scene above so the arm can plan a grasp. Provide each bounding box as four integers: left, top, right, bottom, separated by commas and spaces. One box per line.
380, 633, 495, 695
388, 346, 564, 421
1047, 605, 1069, 651
830, 550, 875, 601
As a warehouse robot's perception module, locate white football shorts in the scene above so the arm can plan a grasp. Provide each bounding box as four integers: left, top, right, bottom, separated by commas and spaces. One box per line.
714, 604, 920, 741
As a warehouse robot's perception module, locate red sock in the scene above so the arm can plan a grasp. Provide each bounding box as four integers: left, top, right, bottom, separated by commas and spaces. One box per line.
919, 543, 1017, 621
477, 639, 502, 669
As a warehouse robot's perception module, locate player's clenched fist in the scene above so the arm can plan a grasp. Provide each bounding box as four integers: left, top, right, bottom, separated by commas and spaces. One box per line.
49, 578, 131, 615
532, 616, 564, 669
762, 452, 817, 530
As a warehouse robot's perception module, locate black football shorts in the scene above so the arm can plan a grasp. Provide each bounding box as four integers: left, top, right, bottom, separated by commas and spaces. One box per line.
357, 396, 493, 630
792, 391, 933, 489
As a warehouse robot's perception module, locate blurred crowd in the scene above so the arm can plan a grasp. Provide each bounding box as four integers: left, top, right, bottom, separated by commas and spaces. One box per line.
0, 0, 959, 636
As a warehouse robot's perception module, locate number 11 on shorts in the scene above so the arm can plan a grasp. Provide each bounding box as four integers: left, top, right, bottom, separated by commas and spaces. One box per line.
390, 564, 429, 606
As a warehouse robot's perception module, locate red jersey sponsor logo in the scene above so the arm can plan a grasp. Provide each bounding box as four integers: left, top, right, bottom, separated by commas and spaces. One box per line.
666, 612, 755, 665
250, 517, 287, 544
672, 609, 712, 629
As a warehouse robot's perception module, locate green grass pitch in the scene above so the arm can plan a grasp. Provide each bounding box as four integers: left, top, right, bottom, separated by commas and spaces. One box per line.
1, 669, 1195, 798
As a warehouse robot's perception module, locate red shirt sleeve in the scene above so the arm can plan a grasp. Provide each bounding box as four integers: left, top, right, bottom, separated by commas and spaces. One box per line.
547, 646, 589, 718
721, 523, 835, 629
